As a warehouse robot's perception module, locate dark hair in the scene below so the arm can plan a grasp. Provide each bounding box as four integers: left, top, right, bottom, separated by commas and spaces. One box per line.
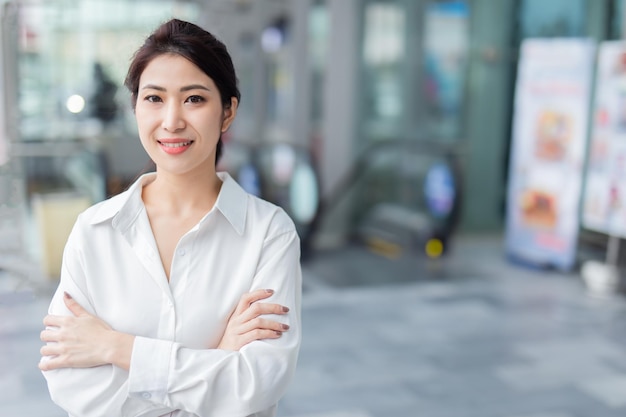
124, 19, 240, 164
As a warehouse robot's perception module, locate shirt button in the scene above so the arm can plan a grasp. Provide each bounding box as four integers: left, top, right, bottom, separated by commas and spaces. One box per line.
141, 392, 151, 399
178, 248, 186, 256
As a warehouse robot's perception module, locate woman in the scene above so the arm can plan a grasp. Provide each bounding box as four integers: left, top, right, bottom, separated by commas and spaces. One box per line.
39, 19, 301, 417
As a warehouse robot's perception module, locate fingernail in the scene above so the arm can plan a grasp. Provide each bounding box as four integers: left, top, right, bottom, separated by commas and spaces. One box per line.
282, 306, 290, 313
282, 324, 290, 330
275, 331, 282, 336
265, 289, 274, 294
63, 291, 72, 300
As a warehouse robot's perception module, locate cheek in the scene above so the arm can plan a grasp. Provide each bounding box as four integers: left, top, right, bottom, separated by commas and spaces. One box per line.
197, 113, 226, 136
135, 110, 156, 136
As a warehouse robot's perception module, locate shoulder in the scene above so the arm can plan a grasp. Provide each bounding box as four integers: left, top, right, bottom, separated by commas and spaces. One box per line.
77, 191, 129, 226
246, 194, 297, 237
218, 171, 296, 237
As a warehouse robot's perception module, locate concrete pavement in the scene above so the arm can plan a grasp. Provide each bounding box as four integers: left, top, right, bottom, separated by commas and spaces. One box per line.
2, 234, 626, 417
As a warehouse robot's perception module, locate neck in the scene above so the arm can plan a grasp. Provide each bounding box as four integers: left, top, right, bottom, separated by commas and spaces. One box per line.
143, 168, 222, 215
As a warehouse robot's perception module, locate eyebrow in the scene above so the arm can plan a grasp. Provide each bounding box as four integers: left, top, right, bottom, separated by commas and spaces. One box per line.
140, 84, 211, 92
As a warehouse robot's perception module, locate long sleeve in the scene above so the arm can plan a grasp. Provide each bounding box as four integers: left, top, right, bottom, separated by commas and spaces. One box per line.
41, 224, 177, 417
127, 230, 302, 417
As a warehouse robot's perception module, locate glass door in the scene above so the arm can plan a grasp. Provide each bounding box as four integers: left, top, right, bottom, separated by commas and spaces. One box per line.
357, 0, 470, 146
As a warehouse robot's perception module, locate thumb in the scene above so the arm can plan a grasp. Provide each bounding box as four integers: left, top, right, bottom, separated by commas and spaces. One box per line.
63, 292, 89, 317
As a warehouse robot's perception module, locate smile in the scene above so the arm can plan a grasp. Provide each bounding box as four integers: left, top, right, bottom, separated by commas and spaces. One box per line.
158, 140, 193, 147
157, 140, 194, 155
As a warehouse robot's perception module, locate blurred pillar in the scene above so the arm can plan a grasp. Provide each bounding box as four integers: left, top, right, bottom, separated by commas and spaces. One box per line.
461, 0, 516, 231
320, 0, 358, 197
1, 1, 18, 147
290, 0, 313, 147
623, 0, 626, 39
585, 0, 610, 40
0, 2, 8, 166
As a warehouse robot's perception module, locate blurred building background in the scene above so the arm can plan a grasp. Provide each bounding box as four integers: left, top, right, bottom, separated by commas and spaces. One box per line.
2, 0, 624, 236
3, 0, 626, 416
2, 0, 625, 253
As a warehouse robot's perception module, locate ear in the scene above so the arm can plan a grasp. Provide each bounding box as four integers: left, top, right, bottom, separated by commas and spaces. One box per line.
221, 97, 239, 133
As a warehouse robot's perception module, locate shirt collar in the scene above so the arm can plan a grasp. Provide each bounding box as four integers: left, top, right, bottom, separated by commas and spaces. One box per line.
214, 172, 248, 236
89, 172, 248, 235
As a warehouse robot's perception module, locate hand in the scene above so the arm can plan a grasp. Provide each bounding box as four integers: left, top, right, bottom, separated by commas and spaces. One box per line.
39, 292, 133, 371
217, 289, 290, 351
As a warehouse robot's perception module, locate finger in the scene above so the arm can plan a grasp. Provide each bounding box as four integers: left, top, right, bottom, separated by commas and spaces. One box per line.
239, 317, 289, 334
232, 328, 283, 349
43, 315, 64, 327
242, 302, 289, 321
40, 343, 63, 357
243, 328, 283, 344
39, 356, 64, 371
63, 292, 89, 317
40, 329, 60, 343
235, 289, 275, 315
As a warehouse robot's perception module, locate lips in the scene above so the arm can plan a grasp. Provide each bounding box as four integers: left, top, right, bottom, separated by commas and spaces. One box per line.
157, 139, 194, 155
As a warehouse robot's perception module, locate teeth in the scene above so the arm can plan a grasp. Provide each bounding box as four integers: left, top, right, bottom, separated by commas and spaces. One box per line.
160, 141, 192, 148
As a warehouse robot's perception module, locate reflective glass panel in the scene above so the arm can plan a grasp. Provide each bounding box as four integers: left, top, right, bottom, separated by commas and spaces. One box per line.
17, 0, 199, 142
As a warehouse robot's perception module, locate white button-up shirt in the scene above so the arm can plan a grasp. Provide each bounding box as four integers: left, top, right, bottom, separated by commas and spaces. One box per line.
42, 172, 302, 417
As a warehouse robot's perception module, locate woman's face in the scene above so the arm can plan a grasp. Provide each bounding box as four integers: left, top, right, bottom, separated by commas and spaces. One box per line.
135, 53, 237, 177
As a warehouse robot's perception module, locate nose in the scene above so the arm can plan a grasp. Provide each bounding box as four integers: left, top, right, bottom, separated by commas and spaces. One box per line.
161, 102, 185, 132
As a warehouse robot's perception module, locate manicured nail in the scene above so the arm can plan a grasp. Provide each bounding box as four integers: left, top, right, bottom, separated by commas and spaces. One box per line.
63, 291, 72, 300
282, 324, 290, 330
275, 331, 282, 336
282, 306, 290, 313
265, 289, 274, 294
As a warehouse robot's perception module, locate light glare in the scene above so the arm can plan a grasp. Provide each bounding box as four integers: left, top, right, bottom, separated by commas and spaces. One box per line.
66, 94, 85, 114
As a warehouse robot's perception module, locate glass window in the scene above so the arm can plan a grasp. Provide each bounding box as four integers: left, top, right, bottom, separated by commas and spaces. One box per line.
518, 0, 586, 39
419, 0, 469, 140
309, 1, 329, 125
17, 0, 199, 142
361, 0, 406, 140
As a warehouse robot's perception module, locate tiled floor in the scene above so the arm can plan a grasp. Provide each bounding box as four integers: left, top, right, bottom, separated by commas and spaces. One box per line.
2, 234, 626, 417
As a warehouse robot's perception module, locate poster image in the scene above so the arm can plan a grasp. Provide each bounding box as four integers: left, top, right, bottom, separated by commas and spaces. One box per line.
520, 188, 558, 230
534, 110, 572, 162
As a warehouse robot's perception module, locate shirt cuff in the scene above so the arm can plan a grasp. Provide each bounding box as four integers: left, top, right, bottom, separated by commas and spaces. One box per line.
128, 336, 173, 404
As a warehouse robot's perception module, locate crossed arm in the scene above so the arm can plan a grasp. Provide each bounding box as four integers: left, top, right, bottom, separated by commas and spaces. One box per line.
39, 288, 290, 372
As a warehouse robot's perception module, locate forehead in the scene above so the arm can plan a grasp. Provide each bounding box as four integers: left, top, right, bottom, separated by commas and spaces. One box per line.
140, 53, 214, 86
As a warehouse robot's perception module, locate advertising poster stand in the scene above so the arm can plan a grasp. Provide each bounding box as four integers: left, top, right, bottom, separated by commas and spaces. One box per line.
505, 38, 595, 271
580, 41, 626, 295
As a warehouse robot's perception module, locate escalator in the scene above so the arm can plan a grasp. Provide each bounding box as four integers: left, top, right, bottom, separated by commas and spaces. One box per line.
303, 139, 463, 287
220, 139, 463, 288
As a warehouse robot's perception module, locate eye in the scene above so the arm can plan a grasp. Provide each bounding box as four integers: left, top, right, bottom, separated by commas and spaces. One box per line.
144, 95, 162, 103
186, 95, 205, 104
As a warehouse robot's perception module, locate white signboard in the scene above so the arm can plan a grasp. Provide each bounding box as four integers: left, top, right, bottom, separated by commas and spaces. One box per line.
582, 41, 626, 238
505, 38, 595, 271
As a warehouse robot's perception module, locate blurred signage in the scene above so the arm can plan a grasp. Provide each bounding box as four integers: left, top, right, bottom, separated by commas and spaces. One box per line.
505, 38, 595, 271
582, 41, 626, 238
238, 163, 261, 197
423, 162, 455, 219
289, 163, 318, 225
